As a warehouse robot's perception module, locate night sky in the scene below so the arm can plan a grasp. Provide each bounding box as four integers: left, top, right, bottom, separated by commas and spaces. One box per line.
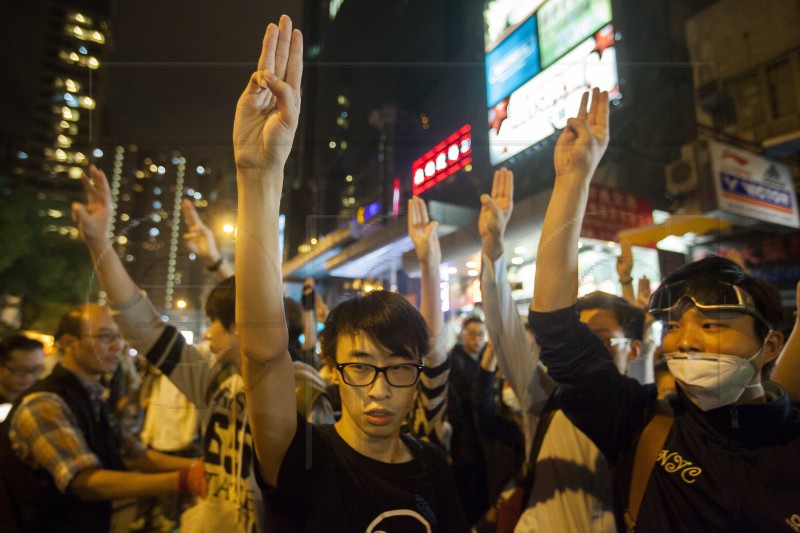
104, 0, 302, 163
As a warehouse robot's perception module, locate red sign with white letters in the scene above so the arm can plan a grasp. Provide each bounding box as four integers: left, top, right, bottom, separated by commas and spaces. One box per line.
582, 184, 653, 241
412, 125, 472, 196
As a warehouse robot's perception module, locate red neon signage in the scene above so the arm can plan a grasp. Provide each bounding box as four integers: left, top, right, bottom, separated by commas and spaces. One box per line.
412, 124, 472, 196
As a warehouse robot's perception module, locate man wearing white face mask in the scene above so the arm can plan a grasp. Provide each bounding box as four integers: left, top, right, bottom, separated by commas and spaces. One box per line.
528, 87, 800, 532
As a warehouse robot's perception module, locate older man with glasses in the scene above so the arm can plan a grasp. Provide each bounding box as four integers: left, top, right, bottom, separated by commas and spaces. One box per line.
0, 303, 205, 532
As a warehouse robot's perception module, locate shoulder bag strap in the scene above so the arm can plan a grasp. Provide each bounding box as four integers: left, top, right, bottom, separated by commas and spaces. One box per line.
624, 409, 673, 533
518, 388, 559, 507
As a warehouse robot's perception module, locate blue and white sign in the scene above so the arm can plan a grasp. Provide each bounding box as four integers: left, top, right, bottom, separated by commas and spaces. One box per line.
485, 14, 540, 107
709, 141, 799, 228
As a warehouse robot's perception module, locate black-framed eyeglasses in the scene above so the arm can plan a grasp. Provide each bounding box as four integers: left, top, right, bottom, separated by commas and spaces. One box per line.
81, 332, 123, 344
336, 362, 424, 387
649, 280, 770, 327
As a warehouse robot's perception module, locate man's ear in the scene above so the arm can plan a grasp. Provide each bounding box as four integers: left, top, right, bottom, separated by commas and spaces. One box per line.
59, 333, 79, 354
762, 330, 785, 365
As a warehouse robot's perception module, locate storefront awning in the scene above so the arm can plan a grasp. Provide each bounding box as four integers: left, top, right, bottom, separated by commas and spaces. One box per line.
618, 214, 732, 247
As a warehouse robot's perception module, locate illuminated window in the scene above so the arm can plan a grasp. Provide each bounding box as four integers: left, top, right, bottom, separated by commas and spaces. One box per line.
62, 107, 79, 121
79, 96, 95, 109
69, 12, 93, 26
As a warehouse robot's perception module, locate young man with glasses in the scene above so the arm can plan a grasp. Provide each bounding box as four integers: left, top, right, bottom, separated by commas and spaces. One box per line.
528, 88, 800, 531
234, 16, 467, 531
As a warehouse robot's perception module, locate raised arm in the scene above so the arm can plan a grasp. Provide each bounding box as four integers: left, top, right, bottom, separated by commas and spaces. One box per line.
182, 198, 234, 280
407, 197, 451, 444
72, 165, 138, 305
616, 239, 636, 305
531, 88, 609, 312
233, 15, 302, 486
73, 167, 221, 405
300, 278, 320, 357
479, 168, 542, 413
408, 197, 444, 365
771, 280, 800, 402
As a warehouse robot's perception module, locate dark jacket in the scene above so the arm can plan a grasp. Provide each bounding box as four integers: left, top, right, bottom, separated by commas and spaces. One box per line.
530, 305, 800, 533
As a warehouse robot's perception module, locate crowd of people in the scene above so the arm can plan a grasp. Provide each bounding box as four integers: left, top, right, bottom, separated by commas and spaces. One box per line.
1, 15, 799, 533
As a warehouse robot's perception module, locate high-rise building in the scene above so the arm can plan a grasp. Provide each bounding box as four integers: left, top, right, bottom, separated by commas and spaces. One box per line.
1, 1, 112, 188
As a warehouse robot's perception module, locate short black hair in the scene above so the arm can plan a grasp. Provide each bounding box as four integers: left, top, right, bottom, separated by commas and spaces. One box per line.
577, 291, 646, 341
462, 316, 484, 329
652, 256, 783, 339
0, 334, 44, 365
320, 291, 429, 363
205, 276, 236, 330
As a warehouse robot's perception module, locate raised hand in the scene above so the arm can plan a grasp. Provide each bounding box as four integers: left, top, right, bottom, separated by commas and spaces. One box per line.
636, 275, 652, 310
616, 239, 633, 282
553, 87, 609, 182
233, 15, 303, 173
479, 340, 497, 372
181, 198, 220, 263
72, 165, 113, 249
479, 167, 514, 261
407, 196, 441, 267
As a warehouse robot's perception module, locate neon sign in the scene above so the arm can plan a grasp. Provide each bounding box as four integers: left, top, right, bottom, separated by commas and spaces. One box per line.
412, 124, 472, 196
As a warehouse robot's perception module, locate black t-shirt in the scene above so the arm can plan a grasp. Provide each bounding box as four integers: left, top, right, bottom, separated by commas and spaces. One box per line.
261, 414, 469, 532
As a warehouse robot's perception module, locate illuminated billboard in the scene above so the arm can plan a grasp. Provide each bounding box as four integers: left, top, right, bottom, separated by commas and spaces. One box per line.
412, 125, 472, 196
489, 24, 618, 165
485, 14, 540, 107
484, 0, 618, 166
537, 0, 612, 68
484, 0, 544, 47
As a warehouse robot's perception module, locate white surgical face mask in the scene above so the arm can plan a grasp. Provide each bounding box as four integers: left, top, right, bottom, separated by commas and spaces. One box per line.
665, 341, 766, 411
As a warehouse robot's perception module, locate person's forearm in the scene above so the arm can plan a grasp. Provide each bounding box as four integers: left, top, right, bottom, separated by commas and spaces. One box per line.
213, 260, 235, 281
420, 260, 445, 366
482, 254, 538, 410
620, 280, 636, 306
531, 179, 590, 312
236, 166, 297, 487
126, 449, 197, 473
481, 233, 504, 263
70, 468, 179, 500
86, 238, 139, 305
301, 309, 316, 352
236, 168, 288, 360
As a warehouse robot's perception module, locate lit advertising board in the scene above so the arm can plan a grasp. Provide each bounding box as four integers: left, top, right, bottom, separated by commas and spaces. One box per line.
412, 125, 472, 196
708, 141, 800, 228
485, 14, 540, 107
537, 0, 612, 68
484, 0, 544, 47
488, 24, 618, 165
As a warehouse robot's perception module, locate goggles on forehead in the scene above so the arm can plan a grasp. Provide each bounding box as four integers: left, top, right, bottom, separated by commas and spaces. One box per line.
649, 280, 771, 327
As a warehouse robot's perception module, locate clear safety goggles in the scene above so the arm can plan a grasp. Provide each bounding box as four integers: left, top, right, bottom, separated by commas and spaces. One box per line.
649, 280, 771, 327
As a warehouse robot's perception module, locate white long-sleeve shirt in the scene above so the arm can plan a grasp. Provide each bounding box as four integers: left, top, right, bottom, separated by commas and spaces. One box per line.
481, 254, 615, 533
